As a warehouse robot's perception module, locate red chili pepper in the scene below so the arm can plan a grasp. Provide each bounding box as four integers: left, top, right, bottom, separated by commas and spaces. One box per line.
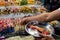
44, 31, 49, 35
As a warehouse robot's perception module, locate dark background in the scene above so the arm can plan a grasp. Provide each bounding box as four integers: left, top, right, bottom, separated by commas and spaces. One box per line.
40, 0, 60, 11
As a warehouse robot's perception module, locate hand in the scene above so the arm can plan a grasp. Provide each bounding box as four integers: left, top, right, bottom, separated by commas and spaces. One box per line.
35, 35, 55, 40
20, 17, 30, 25
41, 36, 55, 40
34, 27, 55, 40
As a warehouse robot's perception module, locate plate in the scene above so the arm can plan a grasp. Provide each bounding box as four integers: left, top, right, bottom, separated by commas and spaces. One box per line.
25, 21, 54, 37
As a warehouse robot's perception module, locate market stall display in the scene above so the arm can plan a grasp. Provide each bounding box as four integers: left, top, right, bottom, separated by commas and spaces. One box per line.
0, 0, 60, 40
0, 1, 50, 40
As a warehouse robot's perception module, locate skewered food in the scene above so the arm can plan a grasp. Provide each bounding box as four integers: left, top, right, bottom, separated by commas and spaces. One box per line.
29, 25, 50, 35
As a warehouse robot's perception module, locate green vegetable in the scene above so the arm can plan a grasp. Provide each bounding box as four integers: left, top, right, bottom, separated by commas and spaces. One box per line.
21, 0, 27, 5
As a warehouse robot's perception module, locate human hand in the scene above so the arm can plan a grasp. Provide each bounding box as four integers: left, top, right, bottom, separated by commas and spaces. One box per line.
20, 17, 30, 25
35, 35, 55, 40
41, 35, 55, 40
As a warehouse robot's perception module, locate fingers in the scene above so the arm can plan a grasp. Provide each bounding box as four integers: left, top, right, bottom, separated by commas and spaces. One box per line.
19, 18, 29, 25
41, 36, 55, 40
19, 18, 25, 25
39, 32, 55, 40
41, 38, 46, 40
46, 36, 55, 40
41, 35, 55, 40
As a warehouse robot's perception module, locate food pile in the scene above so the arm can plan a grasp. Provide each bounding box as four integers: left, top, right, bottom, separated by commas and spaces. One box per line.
0, 0, 35, 6
0, 6, 47, 15
0, 18, 23, 36
20, 6, 32, 13
0, 18, 14, 36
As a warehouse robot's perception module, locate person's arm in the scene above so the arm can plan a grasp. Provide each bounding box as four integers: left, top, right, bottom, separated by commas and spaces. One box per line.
20, 8, 60, 24
26, 8, 60, 22
46, 8, 60, 21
